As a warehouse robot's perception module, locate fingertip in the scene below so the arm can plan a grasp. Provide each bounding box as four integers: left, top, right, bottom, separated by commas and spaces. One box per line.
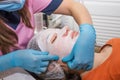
41, 67, 47, 72
43, 52, 49, 55
86, 62, 93, 71
63, 52, 74, 62
62, 55, 72, 62
34, 71, 41, 74
68, 61, 76, 70
52, 55, 59, 60
41, 52, 49, 55
62, 57, 67, 62
76, 65, 82, 70
86, 65, 92, 71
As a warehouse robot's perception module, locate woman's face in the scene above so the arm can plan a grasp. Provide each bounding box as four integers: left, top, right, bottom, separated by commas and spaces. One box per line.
37, 26, 79, 59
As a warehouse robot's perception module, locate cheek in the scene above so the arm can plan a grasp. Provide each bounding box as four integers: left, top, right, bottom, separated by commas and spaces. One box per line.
48, 37, 75, 60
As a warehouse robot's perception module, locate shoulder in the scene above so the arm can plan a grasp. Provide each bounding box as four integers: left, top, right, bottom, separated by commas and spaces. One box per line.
106, 38, 120, 45
28, 0, 53, 13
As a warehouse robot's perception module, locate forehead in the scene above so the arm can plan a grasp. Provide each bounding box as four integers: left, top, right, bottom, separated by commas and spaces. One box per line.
41, 28, 61, 41
39, 28, 60, 37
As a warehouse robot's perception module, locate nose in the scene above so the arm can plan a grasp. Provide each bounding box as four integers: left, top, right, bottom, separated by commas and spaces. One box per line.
62, 26, 70, 37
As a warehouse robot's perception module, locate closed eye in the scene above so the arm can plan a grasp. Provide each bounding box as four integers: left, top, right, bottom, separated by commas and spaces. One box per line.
50, 33, 57, 44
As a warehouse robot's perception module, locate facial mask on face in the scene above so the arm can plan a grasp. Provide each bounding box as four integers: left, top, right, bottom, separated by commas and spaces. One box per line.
36, 28, 79, 60
0, 0, 25, 12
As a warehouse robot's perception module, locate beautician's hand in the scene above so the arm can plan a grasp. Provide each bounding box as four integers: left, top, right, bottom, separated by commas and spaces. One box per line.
62, 24, 96, 71
0, 49, 59, 74
0, 0, 25, 11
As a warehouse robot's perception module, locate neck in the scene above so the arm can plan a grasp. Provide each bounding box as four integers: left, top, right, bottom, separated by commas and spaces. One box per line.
80, 45, 112, 76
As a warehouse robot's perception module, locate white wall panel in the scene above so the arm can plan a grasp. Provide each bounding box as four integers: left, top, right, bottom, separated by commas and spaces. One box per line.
84, 1, 120, 46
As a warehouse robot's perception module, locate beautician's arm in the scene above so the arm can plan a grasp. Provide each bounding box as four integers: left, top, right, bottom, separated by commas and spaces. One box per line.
54, 0, 96, 71
0, 49, 58, 74
53, 0, 92, 25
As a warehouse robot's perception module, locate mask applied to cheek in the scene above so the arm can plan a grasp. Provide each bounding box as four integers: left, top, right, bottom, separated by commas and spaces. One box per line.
0, 0, 25, 12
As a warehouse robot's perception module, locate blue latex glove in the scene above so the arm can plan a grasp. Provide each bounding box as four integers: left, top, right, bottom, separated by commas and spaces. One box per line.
0, 0, 25, 12
62, 24, 96, 71
0, 49, 59, 74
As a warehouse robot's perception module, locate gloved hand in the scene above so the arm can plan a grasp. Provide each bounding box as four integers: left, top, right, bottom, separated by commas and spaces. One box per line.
0, 49, 59, 74
0, 0, 25, 12
62, 24, 96, 71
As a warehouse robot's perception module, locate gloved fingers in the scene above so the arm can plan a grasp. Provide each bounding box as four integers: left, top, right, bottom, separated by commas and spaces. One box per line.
37, 67, 47, 73
75, 64, 86, 70
40, 52, 49, 55
81, 64, 88, 70
31, 50, 49, 55
73, 62, 93, 71
25, 63, 48, 74
85, 63, 93, 71
67, 60, 76, 69
72, 60, 88, 70
32, 66, 47, 74
33, 70, 42, 74
79, 61, 93, 70
40, 61, 49, 67
67, 60, 84, 70
42, 55, 59, 61
62, 52, 74, 63
32, 70, 42, 74
76, 64, 92, 71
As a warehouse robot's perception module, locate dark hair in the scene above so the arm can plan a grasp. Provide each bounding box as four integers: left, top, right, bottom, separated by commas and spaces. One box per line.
64, 70, 82, 80
0, 0, 32, 54
27, 71, 82, 80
